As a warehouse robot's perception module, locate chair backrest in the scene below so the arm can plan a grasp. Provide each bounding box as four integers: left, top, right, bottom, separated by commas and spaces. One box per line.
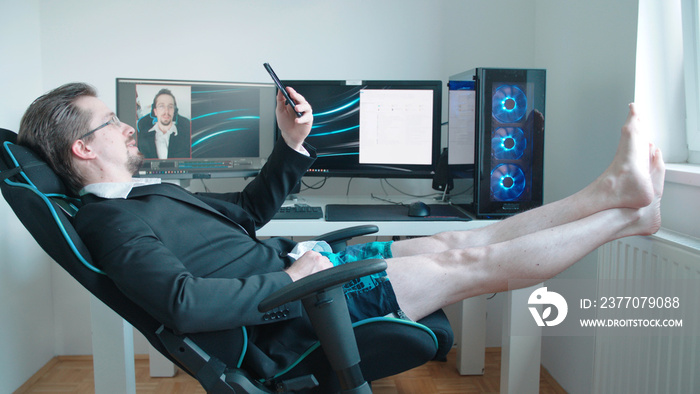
0, 128, 179, 367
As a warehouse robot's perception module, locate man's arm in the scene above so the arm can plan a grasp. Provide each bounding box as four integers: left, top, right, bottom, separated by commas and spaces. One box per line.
75, 201, 303, 333
240, 87, 315, 224
276, 87, 313, 152
196, 138, 316, 227
284, 250, 334, 281
195, 87, 315, 226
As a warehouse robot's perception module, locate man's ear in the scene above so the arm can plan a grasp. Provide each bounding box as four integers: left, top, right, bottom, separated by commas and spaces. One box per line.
71, 139, 97, 160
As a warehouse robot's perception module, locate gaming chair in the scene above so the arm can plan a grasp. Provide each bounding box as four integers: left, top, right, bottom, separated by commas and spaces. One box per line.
0, 128, 453, 393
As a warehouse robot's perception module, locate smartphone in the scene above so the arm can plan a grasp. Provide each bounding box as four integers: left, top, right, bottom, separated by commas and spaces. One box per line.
263, 62, 303, 117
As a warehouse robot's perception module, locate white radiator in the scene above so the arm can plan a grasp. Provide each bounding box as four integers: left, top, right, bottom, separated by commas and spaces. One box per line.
594, 229, 700, 394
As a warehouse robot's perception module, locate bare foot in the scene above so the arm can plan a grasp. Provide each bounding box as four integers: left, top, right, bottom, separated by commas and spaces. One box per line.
645, 146, 665, 234
627, 147, 664, 236
650, 146, 665, 198
595, 103, 655, 209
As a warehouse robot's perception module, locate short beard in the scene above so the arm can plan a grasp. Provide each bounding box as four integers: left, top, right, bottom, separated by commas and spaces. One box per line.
127, 151, 145, 175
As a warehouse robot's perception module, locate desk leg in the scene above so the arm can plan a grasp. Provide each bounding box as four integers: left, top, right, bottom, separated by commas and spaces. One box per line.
89, 295, 136, 394
149, 344, 176, 377
500, 285, 541, 394
456, 295, 486, 375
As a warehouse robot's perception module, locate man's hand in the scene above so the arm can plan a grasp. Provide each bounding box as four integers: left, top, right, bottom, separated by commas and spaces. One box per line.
284, 251, 333, 282
276, 87, 313, 152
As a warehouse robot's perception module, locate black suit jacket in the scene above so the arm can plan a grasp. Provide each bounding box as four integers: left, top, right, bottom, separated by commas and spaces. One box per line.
137, 115, 192, 159
75, 140, 318, 378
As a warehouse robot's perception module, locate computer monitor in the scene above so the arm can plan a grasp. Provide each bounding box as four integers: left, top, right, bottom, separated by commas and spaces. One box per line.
278, 80, 442, 178
116, 78, 276, 179
446, 79, 476, 180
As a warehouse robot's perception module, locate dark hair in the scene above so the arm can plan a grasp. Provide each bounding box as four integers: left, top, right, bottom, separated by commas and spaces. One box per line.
151, 88, 178, 117
17, 82, 97, 193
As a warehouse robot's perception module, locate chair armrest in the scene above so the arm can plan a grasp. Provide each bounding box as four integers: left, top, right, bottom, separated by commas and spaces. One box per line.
258, 258, 387, 312
312, 224, 379, 252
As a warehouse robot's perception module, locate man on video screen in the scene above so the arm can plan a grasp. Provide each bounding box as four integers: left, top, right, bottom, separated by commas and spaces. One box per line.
137, 88, 191, 159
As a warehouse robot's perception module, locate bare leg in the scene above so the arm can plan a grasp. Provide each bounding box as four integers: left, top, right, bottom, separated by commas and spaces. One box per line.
385, 104, 665, 321
391, 103, 657, 256
387, 197, 661, 321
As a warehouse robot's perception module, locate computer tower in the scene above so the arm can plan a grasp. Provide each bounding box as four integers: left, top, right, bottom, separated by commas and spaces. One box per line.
451, 68, 546, 218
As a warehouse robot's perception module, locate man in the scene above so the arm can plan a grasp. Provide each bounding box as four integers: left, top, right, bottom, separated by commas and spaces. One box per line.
17, 82, 664, 379
137, 88, 192, 159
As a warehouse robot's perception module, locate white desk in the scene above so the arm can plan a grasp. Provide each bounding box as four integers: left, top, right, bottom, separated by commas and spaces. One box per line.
259, 195, 487, 237
259, 195, 494, 378
259, 195, 542, 393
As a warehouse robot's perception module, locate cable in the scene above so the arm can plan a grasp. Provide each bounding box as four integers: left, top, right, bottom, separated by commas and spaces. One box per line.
381, 178, 442, 199
345, 177, 354, 196
447, 184, 474, 198
370, 194, 404, 206
199, 179, 211, 193
301, 177, 327, 190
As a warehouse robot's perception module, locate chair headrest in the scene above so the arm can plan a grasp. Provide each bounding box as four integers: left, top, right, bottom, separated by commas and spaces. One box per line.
1, 128, 74, 197
0, 129, 177, 367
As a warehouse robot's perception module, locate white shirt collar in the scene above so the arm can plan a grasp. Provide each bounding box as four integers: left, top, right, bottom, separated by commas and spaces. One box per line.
149, 122, 178, 136
80, 178, 162, 199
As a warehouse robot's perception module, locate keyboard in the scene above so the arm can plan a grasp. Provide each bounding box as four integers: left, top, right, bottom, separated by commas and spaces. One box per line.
273, 204, 323, 220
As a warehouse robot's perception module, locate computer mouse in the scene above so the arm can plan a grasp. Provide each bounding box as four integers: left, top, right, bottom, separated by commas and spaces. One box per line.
407, 201, 431, 217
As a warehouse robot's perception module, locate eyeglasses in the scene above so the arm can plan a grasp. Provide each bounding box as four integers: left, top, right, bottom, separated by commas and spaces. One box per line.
79, 115, 121, 140
155, 103, 175, 111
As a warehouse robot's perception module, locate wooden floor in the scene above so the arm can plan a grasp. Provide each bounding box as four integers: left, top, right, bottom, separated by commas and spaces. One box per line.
16, 348, 566, 393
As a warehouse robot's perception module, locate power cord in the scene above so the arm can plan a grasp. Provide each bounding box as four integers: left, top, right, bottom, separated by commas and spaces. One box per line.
301, 177, 327, 191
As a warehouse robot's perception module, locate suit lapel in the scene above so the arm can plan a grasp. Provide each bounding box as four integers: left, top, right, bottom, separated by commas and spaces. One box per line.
127, 183, 252, 236
128, 183, 217, 213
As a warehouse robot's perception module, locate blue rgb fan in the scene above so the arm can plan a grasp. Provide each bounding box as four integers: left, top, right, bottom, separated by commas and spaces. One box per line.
491, 127, 526, 160
490, 164, 526, 201
492, 85, 527, 123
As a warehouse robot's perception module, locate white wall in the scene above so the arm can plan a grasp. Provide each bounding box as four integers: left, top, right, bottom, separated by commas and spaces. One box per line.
0, 1, 56, 392
2, 1, 674, 393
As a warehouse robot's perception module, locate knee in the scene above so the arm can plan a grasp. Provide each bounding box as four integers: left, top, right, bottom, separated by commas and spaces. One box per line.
437, 246, 489, 270
430, 231, 461, 251
433, 247, 499, 297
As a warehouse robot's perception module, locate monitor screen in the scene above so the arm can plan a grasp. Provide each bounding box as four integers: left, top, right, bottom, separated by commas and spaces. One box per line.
446, 79, 477, 180
116, 78, 276, 179
278, 80, 442, 178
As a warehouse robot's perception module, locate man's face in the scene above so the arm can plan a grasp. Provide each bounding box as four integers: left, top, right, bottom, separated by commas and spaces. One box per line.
76, 96, 143, 179
153, 94, 176, 130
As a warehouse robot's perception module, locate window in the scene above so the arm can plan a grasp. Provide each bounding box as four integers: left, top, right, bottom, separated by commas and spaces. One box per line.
682, 0, 700, 163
